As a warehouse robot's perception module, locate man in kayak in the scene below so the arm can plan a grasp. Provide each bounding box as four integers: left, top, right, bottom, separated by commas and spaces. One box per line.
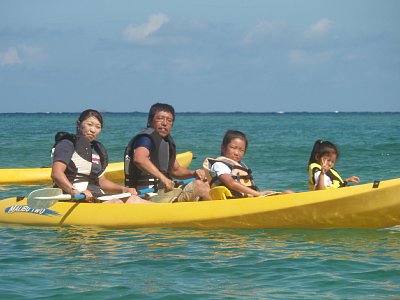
124, 103, 211, 202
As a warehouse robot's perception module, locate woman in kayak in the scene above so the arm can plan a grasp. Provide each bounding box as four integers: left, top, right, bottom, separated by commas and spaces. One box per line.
203, 130, 293, 198
308, 139, 360, 191
51, 109, 150, 204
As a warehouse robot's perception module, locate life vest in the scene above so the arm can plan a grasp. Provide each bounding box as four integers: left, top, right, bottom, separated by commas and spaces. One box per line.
308, 162, 347, 191
203, 156, 258, 198
124, 127, 176, 188
52, 132, 108, 192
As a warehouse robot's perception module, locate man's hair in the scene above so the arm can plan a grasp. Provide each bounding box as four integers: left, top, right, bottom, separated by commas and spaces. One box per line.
147, 103, 175, 127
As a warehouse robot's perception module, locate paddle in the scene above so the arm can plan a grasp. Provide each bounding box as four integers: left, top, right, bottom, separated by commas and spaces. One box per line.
27, 178, 196, 208
27, 188, 136, 209
156, 178, 196, 190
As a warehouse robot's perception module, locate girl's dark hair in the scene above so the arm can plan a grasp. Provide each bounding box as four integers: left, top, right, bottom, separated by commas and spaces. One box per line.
221, 130, 248, 155
308, 139, 339, 165
147, 103, 175, 127
77, 109, 104, 128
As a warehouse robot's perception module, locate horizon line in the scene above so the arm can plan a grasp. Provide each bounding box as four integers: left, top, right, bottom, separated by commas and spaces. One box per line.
1, 111, 399, 114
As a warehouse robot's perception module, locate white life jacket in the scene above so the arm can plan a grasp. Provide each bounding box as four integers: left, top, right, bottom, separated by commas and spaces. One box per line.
203, 156, 257, 197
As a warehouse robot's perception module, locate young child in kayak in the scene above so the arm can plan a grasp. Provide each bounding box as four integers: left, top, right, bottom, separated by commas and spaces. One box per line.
308, 139, 360, 191
203, 130, 293, 198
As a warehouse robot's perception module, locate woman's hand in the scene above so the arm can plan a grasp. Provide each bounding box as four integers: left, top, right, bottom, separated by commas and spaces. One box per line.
122, 186, 137, 195
79, 190, 94, 202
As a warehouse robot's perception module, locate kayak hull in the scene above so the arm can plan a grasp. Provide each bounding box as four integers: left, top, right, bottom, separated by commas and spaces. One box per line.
1, 178, 400, 229
0, 151, 193, 186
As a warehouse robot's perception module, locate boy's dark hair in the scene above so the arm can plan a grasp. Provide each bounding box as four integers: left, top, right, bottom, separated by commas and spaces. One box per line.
308, 139, 339, 166
147, 103, 175, 127
221, 130, 248, 155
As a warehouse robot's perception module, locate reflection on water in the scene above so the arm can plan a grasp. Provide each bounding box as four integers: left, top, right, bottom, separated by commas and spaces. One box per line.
0, 225, 399, 299
25, 226, 400, 264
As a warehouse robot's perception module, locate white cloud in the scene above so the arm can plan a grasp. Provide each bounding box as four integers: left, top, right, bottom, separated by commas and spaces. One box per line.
242, 21, 285, 45
289, 50, 334, 65
123, 12, 170, 44
20, 45, 47, 65
0, 45, 47, 67
0, 47, 23, 66
304, 18, 334, 38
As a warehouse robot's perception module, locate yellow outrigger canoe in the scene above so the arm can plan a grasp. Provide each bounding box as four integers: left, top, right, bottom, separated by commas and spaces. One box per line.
0, 151, 193, 186
0, 178, 399, 229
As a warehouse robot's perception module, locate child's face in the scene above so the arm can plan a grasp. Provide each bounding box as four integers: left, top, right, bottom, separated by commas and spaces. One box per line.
222, 137, 246, 162
317, 153, 337, 170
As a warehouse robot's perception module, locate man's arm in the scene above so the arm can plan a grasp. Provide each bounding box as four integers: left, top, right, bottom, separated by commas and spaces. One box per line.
133, 146, 175, 190
171, 159, 206, 181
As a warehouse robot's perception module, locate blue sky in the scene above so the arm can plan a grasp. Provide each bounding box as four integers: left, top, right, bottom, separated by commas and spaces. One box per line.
1, 0, 399, 113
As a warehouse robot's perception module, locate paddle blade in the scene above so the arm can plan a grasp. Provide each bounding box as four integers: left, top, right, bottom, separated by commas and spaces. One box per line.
27, 188, 69, 209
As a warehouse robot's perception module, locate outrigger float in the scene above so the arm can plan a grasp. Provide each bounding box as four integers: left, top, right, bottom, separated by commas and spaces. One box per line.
0, 177, 399, 229
0, 151, 193, 186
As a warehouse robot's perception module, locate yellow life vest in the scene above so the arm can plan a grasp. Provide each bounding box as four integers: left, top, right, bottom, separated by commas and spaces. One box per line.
308, 162, 347, 191
203, 156, 257, 197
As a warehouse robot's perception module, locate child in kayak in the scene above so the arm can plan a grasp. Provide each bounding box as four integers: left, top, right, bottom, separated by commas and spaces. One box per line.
308, 139, 360, 191
203, 130, 293, 198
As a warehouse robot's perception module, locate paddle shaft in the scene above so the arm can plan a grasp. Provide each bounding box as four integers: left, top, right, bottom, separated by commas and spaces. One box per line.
154, 178, 196, 191
67, 178, 196, 200
27, 178, 197, 208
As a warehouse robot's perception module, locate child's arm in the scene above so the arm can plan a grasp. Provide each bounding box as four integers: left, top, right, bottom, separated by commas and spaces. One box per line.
315, 158, 329, 190
218, 174, 276, 197
345, 176, 360, 183
315, 170, 327, 190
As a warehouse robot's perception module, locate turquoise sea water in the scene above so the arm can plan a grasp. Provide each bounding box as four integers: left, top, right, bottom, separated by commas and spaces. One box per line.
0, 112, 399, 299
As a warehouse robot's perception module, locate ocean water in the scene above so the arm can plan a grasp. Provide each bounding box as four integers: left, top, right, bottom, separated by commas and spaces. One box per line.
0, 112, 399, 299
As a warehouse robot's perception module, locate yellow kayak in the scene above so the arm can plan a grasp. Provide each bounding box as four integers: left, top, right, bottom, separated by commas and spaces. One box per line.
1, 178, 399, 229
0, 151, 193, 186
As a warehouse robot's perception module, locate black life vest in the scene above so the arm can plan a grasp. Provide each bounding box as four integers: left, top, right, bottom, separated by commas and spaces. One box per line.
52, 132, 108, 191
124, 127, 176, 188
203, 156, 258, 198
